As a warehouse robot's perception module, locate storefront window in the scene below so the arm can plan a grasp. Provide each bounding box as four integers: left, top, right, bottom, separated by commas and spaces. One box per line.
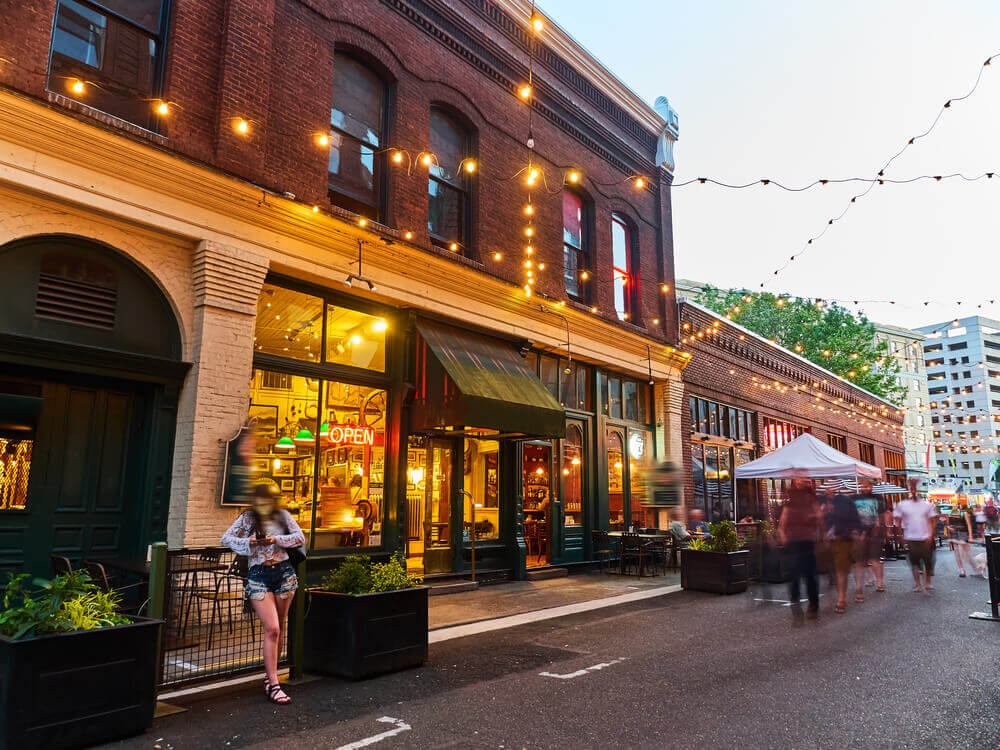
540, 357, 559, 400
0, 438, 32, 510
247, 370, 319, 546
464, 437, 499, 540
607, 431, 625, 529
691, 443, 706, 514
325, 304, 386, 372
312, 381, 386, 549
627, 430, 655, 527
608, 377, 622, 419
254, 283, 323, 361
734, 448, 760, 520
561, 424, 584, 526
623, 381, 638, 422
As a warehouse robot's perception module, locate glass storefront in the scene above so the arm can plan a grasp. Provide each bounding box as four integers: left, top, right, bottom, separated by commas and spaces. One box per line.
247, 278, 392, 554
607, 430, 625, 529
561, 424, 584, 527
247, 371, 387, 549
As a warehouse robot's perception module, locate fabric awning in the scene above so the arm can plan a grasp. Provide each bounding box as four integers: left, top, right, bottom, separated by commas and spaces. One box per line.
734, 433, 882, 480
414, 318, 565, 438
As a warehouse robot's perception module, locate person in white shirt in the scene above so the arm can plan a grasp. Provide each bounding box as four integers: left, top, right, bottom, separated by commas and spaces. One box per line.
893, 495, 937, 594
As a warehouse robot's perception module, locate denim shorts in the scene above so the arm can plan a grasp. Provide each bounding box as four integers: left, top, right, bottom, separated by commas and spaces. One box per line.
246, 560, 298, 601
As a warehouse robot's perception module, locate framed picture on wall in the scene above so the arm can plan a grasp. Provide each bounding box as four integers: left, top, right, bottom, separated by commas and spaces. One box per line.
280, 479, 295, 492
484, 452, 499, 507
249, 403, 279, 437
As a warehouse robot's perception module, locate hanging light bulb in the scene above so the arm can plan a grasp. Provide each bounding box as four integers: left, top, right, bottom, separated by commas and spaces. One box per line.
155, 100, 170, 116
235, 118, 249, 134
392, 150, 404, 163
568, 170, 580, 183
519, 84, 532, 99
531, 16, 544, 32
524, 204, 534, 216
634, 176, 646, 189
493, 251, 502, 261
421, 153, 432, 167
70, 79, 85, 94
464, 160, 477, 173
317, 133, 330, 146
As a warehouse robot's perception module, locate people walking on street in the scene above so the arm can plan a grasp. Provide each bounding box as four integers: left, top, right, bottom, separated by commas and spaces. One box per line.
852, 479, 886, 592
830, 488, 863, 613
951, 506, 974, 577
985, 503, 999, 536
893, 493, 937, 594
221, 483, 305, 705
973, 505, 987, 543
778, 479, 823, 620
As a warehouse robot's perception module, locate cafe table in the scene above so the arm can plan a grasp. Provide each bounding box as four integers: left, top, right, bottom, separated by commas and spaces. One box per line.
606, 531, 670, 576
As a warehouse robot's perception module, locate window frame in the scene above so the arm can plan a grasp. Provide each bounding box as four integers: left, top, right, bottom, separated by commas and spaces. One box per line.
610, 213, 637, 322
328, 51, 391, 222
47, 0, 171, 131
562, 189, 591, 302
427, 105, 474, 255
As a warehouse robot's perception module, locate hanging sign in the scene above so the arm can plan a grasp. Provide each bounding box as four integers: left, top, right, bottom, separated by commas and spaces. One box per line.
328, 424, 376, 446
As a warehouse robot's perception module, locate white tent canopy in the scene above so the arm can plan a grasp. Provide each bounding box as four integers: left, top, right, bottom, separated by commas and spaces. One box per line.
734, 433, 882, 480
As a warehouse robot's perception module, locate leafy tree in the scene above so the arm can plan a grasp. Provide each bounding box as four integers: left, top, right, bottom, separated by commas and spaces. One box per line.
693, 286, 905, 404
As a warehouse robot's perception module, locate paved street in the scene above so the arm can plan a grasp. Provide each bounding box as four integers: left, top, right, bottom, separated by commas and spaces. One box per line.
111, 553, 999, 750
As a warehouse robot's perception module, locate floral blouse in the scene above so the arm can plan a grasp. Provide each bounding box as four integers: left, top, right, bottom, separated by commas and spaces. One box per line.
221, 509, 306, 568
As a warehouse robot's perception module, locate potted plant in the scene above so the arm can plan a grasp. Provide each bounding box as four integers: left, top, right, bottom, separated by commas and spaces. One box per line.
303, 555, 428, 680
0, 571, 162, 750
681, 520, 750, 594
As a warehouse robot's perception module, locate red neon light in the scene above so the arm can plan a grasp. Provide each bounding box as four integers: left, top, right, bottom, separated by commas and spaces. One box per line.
327, 425, 375, 445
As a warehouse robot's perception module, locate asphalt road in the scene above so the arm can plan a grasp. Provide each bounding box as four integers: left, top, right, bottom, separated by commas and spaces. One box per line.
111, 553, 1000, 750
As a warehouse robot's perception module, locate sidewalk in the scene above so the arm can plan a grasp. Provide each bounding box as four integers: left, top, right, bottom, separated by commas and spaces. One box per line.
429, 570, 681, 630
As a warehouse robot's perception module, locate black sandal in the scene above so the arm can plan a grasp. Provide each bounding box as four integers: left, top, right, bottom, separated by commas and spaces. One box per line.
266, 682, 291, 705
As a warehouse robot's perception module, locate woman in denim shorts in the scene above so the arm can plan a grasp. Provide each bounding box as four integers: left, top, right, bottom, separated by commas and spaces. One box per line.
222, 484, 305, 705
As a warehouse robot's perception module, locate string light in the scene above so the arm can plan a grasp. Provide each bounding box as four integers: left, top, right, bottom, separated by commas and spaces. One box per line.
493, 252, 502, 261
70, 79, 85, 94
531, 16, 544, 32
404, 231, 413, 240
154, 100, 170, 116
520, 85, 532, 99
316, 133, 329, 147
568, 170, 580, 183
235, 118, 249, 134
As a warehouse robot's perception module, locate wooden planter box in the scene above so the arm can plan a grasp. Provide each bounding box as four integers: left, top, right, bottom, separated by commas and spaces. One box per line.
681, 548, 749, 595
0, 617, 162, 750
304, 587, 429, 680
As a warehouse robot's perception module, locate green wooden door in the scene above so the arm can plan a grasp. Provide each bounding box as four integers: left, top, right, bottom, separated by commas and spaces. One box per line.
0, 374, 150, 578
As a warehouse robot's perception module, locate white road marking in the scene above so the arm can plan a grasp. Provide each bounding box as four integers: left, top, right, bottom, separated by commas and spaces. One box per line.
753, 595, 825, 607
429, 584, 682, 643
539, 657, 627, 679
333, 717, 411, 750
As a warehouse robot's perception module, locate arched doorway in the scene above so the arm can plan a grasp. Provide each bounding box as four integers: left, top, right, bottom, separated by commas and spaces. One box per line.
0, 236, 188, 577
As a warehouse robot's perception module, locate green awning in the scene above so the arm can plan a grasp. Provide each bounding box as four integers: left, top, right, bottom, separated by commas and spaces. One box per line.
414, 318, 565, 438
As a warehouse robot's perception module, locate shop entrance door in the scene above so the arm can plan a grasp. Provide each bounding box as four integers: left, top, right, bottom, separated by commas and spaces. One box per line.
406, 438, 454, 575
522, 442, 552, 567
0, 372, 151, 578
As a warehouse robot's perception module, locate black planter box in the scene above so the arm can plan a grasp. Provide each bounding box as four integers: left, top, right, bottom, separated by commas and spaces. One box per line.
681, 548, 749, 594
0, 617, 162, 750
304, 587, 429, 680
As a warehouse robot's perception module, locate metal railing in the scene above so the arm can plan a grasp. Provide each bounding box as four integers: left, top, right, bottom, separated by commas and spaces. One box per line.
150, 545, 291, 690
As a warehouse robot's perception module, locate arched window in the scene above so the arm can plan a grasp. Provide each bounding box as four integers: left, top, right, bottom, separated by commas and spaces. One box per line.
428, 107, 473, 253
562, 423, 584, 526
562, 191, 590, 301
611, 214, 637, 321
329, 53, 387, 220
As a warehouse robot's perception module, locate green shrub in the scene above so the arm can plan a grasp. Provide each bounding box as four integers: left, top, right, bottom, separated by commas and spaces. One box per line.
706, 520, 743, 553
686, 538, 710, 551
321, 555, 372, 595
0, 571, 129, 640
321, 555, 422, 595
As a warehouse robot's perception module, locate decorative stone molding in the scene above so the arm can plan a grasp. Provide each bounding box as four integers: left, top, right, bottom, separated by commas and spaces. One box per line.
192, 240, 269, 315
654, 97, 680, 173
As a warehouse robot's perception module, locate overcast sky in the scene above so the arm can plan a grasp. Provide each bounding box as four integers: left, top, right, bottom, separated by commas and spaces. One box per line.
536, 0, 1000, 329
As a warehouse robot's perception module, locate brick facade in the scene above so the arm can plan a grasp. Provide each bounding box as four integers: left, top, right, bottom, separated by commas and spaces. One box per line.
0, 0, 678, 338
678, 300, 906, 513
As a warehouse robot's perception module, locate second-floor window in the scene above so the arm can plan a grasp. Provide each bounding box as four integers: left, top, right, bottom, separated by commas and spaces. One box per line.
329, 53, 386, 221
562, 191, 588, 301
48, 0, 166, 129
427, 108, 472, 253
611, 213, 635, 321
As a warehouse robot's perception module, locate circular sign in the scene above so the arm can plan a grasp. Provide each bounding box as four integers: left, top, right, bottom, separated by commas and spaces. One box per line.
628, 433, 646, 460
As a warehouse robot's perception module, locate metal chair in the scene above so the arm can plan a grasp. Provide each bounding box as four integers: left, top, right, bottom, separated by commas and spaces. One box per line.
619, 533, 650, 576
50, 554, 73, 577
591, 530, 616, 573
193, 558, 255, 650
82, 560, 146, 614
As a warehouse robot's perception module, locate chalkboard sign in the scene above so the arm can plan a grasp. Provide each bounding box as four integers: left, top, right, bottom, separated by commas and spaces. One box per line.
220, 426, 255, 507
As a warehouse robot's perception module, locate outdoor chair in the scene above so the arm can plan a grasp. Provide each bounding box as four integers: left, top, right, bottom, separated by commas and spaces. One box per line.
50, 553, 72, 576
193, 558, 255, 651
591, 530, 616, 573
644, 537, 669, 576
619, 533, 650, 576
177, 547, 227, 638
82, 560, 146, 614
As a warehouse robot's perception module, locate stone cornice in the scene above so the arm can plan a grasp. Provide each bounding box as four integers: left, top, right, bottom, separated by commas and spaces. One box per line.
0, 89, 685, 380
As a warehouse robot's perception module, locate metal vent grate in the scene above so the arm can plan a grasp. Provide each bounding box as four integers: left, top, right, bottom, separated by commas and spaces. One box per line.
35, 271, 117, 329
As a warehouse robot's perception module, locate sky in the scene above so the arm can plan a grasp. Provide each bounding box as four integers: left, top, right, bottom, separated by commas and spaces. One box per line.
535, 0, 1000, 329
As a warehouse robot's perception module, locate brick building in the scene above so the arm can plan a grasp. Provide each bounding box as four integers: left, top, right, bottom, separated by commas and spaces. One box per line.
0, 0, 689, 579
678, 300, 906, 521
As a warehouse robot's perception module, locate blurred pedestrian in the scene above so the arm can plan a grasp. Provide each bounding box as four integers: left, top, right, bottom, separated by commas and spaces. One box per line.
778, 479, 823, 620
853, 479, 886, 592
688, 509, 710, 535
974, 505, 987, 543
951, 506, 974, 577
893, 493, 937, 594
830, 488, 863, 613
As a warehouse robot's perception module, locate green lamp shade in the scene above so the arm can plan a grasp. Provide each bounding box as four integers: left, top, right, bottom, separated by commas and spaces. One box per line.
293, 428, 315, 444
274, 436, 296, 451
319, 422, 330, 441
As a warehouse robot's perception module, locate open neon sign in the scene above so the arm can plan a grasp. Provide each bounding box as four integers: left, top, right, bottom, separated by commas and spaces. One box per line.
327, 424, 376, 445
